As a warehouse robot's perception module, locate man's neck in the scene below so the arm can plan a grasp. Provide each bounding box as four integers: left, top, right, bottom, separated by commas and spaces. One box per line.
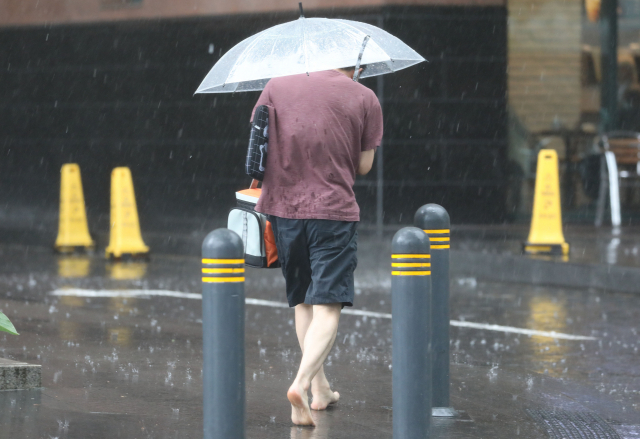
334, 68, 355, 79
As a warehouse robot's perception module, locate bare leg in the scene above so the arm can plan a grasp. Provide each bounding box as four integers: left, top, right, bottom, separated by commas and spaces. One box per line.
288, 303, 342, 425
294, 305, 340, 411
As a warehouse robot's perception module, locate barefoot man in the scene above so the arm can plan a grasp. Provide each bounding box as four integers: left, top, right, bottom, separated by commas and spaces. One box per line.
251, 66, 383, 426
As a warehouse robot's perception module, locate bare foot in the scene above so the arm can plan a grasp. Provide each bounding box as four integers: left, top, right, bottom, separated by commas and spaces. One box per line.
287, 384, 315, 426
310, 386, 340, 410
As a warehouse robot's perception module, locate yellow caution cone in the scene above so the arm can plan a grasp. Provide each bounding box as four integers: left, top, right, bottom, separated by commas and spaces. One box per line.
54, 164, 95, 253
524, 149, 570, 256
105, 167, 150, 259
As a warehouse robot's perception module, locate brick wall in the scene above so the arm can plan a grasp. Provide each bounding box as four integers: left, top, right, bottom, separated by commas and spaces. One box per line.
508, 0, 582, 132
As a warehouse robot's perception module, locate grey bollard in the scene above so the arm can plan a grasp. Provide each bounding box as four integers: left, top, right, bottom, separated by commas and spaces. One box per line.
414, 204, 456, 418
202, 229, 245, 439
392, 227, 432, 439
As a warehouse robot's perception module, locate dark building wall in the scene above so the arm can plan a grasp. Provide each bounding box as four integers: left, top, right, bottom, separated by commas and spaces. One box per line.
0, 6, 507, 243
360, 7, 508, 225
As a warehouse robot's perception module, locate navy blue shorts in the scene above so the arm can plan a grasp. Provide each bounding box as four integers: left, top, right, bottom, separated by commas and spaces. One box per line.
268, 216, 357, 307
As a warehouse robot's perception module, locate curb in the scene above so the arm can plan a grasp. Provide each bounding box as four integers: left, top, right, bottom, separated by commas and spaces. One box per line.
0, 358, 42, 390
451, 250, 640, 294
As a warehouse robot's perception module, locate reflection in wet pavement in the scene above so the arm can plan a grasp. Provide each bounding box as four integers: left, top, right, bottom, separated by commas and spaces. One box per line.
527, 296, 569, 377
453, 224, 640, 268
57, 257, 91, 279
107, 262, 148, 280
0, 242, 638, 438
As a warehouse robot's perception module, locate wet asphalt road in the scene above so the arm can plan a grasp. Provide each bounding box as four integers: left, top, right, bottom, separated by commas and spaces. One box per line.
0, 238, 638, 438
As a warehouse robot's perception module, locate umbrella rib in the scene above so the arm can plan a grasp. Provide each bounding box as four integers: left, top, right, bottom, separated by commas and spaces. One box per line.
301, 18, 310, 75
335, 19, 424, 63
332, 20, 395, 63
335, 22, 388, 67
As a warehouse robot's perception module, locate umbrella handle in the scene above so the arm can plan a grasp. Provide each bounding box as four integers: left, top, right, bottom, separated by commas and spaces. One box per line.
353, 35, 370, 83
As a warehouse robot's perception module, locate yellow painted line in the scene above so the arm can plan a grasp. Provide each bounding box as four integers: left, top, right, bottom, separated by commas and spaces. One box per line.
202, 277, 245, 283
202, 259, 244, 264
392, 271, 431, 276
429, 237, 450, 242
423, 229, 450, 234
431, 245, 450, 249
202, 268, 245, 274
391, 262, 431, 268
391, 254, 430, 259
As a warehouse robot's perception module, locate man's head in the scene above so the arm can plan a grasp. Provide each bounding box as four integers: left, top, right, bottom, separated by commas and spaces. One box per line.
335, 65, 366, 80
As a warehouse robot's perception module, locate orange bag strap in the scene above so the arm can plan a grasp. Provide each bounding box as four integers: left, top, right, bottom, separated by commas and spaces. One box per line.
264, 220, 279, 268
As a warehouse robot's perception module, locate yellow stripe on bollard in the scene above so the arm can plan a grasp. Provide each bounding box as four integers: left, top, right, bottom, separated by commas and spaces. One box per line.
202, 268, 245, 274
424, 231, 450, 249
202, 258, 244, 264
391, 262, 431, 268
422, 228, 450, 249
202, 258, 245, 282
391, 254, 431, 259
202, 277, 245, 283
392, 271, 431, 276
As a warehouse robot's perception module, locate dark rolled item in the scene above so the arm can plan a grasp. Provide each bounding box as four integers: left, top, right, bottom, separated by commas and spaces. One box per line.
392, 226, 432, 438
245, 105, 270, 181
202, 228, 246, 439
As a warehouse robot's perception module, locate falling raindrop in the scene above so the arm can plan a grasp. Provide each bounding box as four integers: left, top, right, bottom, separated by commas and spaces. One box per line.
526, 376, 534, 391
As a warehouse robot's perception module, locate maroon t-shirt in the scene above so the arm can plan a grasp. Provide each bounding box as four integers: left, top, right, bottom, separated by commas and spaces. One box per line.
251, 70, 383, 221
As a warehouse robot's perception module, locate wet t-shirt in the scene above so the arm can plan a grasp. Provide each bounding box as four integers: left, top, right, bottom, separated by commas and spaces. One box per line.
251, 70, 383, 221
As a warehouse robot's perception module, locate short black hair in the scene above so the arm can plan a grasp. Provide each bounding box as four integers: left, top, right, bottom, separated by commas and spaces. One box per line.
343, 64, 367, 71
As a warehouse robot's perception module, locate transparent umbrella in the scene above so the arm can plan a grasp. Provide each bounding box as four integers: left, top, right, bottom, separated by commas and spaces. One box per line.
195, 7, 426, 94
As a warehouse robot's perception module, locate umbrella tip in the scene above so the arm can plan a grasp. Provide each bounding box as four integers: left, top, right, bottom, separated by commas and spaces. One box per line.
299, 2, 304, 18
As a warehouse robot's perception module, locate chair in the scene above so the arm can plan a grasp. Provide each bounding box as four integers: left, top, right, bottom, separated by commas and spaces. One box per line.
595, 131, 640, 227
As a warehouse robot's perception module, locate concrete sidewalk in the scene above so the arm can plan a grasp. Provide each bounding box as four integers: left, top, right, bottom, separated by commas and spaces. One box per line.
448, 224, 640, 295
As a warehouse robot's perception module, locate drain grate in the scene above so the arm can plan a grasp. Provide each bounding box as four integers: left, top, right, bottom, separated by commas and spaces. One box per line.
526, 409, 621, 439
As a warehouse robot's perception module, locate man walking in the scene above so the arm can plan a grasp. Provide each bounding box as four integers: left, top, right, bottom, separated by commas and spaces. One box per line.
252, 66, 383, 426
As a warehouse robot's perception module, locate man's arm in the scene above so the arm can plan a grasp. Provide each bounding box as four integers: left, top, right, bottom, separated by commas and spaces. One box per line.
358, 91, 383, 176
357, 149, 375, 175
251, 82, 271, 121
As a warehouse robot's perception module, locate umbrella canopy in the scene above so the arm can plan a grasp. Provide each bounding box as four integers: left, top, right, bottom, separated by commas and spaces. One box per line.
195, 16, 425, 94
